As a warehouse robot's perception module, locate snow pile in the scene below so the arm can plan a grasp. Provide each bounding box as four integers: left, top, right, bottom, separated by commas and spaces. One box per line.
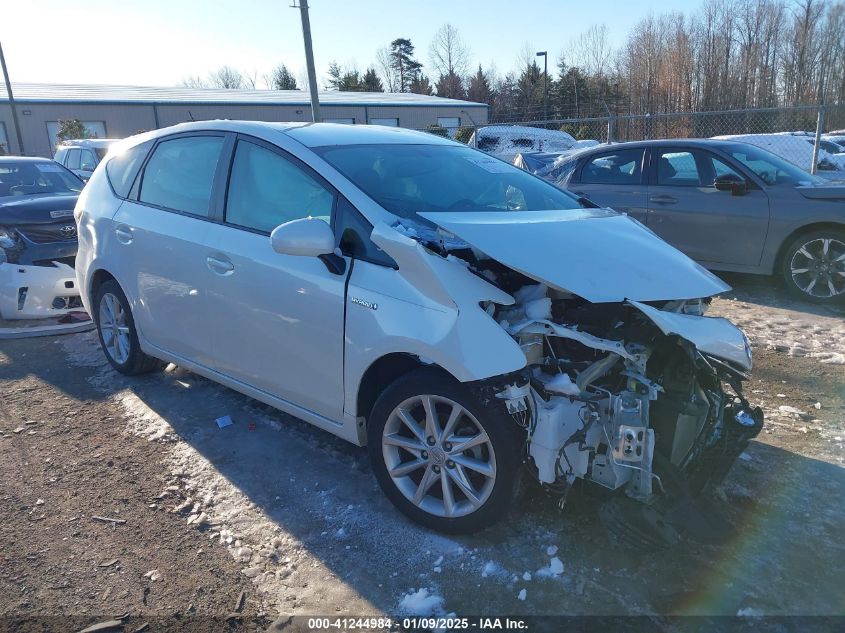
398, 588, 446, 615
536, 556, 565, 577
524, 297, 552, 321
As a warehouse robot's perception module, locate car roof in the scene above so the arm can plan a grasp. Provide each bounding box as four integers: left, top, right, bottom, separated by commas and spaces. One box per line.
0, 156, 57, 163
58, 138, 120, 148
115, 120, 460, 150
556, 138, 747, 159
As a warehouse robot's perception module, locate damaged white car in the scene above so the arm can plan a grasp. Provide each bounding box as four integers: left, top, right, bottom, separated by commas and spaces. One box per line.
76, 122, 763, 543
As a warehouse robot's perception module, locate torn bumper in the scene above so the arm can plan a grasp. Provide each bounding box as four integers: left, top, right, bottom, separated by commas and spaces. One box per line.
0, 262, 82, 320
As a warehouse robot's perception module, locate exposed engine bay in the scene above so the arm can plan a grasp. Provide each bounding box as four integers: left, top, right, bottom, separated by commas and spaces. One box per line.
402, 220, 764, 547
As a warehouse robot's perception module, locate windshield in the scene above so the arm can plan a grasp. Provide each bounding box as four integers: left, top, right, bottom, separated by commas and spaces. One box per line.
0, 160, 84, 198
723, 143, 825, 186
314, 144, 583, 221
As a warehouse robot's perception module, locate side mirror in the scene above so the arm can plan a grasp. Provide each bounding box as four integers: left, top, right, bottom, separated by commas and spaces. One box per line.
81, 163, 95, 172
714, 174, 747, 195
270, 217, 335, 257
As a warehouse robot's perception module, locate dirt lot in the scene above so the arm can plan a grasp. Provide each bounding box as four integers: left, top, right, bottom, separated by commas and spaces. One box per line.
1, 274, 844, 630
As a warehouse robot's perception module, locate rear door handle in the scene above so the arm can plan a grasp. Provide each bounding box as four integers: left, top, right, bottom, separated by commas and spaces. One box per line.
115, 224, 133, 244
206, 255, 234, 276
649, 195, 677, 205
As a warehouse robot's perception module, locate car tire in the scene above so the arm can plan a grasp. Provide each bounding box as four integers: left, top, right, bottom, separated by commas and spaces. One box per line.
368, 367, 523, 534
781, 229, 845, 303
94, 279, 162, 375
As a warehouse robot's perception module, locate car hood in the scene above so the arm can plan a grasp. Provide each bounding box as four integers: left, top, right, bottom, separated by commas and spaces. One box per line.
417, 209, 730, 303
0, 194, 79, 225
796, 185, 845, 201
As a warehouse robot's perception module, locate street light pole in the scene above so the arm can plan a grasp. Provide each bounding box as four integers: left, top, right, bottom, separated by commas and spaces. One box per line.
293, 0, 321, 122
0, 41, 24, 155
536, 51, 548, 122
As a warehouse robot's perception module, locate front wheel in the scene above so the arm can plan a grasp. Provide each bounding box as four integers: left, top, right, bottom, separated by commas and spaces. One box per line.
368, 368, 522, 534
781, 229, 845, 303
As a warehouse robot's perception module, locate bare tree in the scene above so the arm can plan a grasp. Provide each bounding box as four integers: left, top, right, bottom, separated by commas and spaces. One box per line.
429, 24, 470, 77
180, 75, 207, 88
208, 66, 248, 89
376, 47, 398, 92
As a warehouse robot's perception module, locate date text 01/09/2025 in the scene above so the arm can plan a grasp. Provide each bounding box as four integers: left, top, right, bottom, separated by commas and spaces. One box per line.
306, 617, 528, 630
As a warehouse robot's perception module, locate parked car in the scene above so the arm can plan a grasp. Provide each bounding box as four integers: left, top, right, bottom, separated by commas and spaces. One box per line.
822, 134, 845, 152
54, 138, 119, 181
544, 139, 845, 303
76, 122, 761, 544
0, 157, 84, 319
468, 125, 595, 163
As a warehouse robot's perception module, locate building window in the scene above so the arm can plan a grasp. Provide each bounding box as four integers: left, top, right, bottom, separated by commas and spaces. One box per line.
437, 117, 460, 129
46, 121, 108, 152
0, 122, 8, 154
324, 118, 355, 124
369, 117, 399, 127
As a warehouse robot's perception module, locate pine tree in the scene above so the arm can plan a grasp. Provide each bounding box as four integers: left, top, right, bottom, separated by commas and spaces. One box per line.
269, 64, 298, 90
361, 68, 384, 92
409, 74, 433, 95
435, 71, 465, 99
389, 38, 423, 92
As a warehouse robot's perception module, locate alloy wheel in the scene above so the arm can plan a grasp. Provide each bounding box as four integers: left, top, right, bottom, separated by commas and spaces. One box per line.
789, 237, 845, 299
382, 394, 497, 518
98, 292, 131, 365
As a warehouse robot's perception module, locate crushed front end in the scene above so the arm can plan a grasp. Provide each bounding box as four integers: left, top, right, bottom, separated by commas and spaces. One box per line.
487, 283, 763, 547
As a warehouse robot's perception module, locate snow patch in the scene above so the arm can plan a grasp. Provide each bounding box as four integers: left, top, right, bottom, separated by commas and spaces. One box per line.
398, 588, 446, 616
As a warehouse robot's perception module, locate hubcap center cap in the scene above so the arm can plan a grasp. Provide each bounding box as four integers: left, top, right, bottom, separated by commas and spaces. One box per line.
429, 446, 446, 466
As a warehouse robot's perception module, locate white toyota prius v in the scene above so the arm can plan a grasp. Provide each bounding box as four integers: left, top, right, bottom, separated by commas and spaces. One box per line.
75, 121, 762, 545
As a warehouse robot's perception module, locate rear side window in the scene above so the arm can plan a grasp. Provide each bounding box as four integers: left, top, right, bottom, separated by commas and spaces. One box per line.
140, 136, 224, 216
581, 149, 643, 185
105, 141, 152, 199
80, 149, 98, 170
656, 150, 702, 186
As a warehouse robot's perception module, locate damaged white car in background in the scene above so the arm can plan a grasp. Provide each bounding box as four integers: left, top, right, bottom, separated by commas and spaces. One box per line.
77, 122, 762, 547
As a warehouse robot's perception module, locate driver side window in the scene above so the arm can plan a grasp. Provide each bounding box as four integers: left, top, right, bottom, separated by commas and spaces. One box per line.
225, 140, 335, 233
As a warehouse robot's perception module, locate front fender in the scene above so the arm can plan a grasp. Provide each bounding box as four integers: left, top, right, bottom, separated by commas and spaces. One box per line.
343, 223, 527, 418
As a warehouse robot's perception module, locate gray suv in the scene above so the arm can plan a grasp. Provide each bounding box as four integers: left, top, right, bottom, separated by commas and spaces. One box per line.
54, 139, 117, 181
542, 139, 845, 303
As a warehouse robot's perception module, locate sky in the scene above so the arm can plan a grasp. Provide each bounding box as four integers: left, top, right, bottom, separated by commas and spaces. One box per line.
2, 0, 703, 89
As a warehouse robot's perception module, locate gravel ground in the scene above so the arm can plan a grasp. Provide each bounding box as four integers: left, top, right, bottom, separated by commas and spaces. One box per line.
1, 274, 844, 630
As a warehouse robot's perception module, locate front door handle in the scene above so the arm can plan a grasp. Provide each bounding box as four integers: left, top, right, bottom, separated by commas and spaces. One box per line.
649, 195, 678, 205
115, 224, 133, 244
206, 255, 234, 276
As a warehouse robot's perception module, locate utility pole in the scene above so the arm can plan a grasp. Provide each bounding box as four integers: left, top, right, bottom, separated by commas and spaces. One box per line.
536, 51, 548, 121
0, 41, 24, 155
293, 0, 321, 122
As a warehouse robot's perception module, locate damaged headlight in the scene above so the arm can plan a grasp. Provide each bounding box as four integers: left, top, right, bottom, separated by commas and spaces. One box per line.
0, 227, 17, 250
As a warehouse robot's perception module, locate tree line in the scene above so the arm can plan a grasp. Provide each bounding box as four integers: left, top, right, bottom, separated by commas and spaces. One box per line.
180, 0, 844, 122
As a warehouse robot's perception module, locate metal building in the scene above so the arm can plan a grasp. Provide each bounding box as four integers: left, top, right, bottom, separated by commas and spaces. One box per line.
0, 83, 489, 157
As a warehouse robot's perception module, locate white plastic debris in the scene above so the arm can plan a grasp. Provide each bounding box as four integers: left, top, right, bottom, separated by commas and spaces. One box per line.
143, 569, 161, 581
814, 402, 822, 410
525, 297, 552, 320
537, 557, 564, 577
522, 571, 532, 581
517, 588, 527, 601
513, 284, 547, 304
544, 373, 580, 396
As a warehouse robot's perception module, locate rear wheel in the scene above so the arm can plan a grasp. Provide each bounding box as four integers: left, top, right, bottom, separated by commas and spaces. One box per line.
94, 280, 162, 375
368, 368, 522, 533
781, 229, 845, 303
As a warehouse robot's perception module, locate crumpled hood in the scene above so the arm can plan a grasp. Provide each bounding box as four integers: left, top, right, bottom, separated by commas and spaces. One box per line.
417, 209, 730, 303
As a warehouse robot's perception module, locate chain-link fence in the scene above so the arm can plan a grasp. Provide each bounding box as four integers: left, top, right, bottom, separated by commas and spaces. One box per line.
419, 104, 845, 178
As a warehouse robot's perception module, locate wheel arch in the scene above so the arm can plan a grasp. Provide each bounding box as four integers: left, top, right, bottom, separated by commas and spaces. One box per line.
89, 268, 118, 302
354, 353, 455, 424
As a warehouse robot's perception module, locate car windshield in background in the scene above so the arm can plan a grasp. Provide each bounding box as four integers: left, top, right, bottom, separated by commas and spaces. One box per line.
723, 143, 825, 186
315, 144, 582, 221
0, 161, 83, 198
